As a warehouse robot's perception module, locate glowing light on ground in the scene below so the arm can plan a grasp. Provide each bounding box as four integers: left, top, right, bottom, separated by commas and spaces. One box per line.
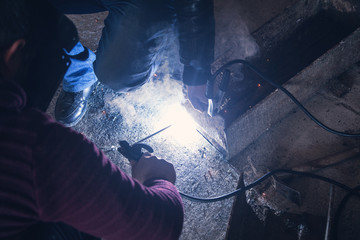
152, 102, 202, 146
107, 77, 206, 148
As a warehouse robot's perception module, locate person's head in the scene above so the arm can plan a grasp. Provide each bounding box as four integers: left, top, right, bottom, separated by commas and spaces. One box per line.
0, 0, 79, 110
0, 0, 60, 83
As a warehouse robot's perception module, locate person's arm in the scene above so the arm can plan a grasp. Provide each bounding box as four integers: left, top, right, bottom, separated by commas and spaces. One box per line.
175, 0, 215, 111
33, 114, 183, 240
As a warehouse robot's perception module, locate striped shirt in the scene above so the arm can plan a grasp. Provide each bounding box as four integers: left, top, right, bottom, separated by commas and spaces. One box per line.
0, 79, 183, 239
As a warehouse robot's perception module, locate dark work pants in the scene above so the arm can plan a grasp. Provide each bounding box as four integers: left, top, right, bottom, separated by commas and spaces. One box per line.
50, 0, 175, 92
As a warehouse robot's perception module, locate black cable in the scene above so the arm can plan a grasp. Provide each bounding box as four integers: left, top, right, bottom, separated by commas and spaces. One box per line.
211, 59, 360, 137
179, 169, 360, 203
179, 60, 360, 202
332, 185, 360, 240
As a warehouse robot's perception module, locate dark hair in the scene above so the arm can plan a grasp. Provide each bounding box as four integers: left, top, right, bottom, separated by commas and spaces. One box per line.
0, 0, 76, 110
0, 0, 27, 51
0, 0, 60, 53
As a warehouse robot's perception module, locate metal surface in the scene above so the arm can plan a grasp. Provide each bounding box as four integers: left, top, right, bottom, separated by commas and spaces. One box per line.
273, 177, 302, 206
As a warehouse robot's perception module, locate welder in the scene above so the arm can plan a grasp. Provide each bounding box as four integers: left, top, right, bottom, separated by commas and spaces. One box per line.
0, 0, 183, 239
48, 0, 215, 127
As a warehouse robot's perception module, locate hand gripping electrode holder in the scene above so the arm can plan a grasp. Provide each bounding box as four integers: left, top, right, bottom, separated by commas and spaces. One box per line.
118, 141, 154, 162
206, 69, 231, 117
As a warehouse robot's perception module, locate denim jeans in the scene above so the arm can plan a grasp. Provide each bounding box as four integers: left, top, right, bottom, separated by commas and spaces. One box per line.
62, 42, 98, 92
53, 0, 174, 93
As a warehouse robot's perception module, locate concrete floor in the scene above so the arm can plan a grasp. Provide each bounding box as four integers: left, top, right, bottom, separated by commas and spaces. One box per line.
47, 0, 360, 239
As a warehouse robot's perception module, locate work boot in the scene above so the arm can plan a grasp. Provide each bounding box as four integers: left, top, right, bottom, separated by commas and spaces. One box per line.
55, 83, 96, 127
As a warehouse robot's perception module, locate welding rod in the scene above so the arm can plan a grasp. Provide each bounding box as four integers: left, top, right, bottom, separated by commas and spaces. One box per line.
133, 124, 172, 145
324, 184, 334, 240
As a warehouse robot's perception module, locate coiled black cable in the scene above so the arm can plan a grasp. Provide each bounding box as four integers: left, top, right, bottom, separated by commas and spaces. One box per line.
179, 169, 360, 203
